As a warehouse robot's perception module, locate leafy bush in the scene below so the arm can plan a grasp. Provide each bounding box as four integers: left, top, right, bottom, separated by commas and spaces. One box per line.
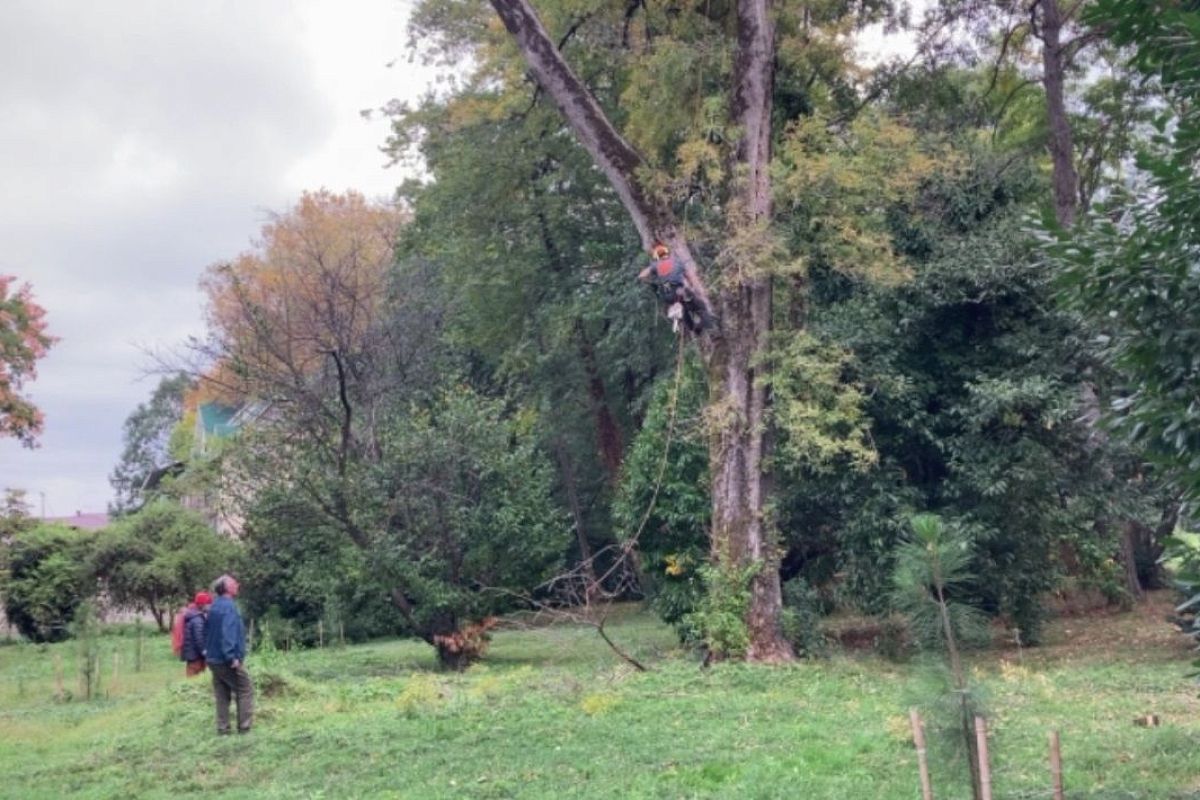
780, 576, 828, 658
91, 501, 241, 632
1, 523, 94, 643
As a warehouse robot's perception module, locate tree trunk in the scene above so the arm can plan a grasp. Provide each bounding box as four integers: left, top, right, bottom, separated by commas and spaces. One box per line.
576, 326, 625, 482
552, 435, 599, 589
1118, 522, 1144, 600
489, 0, 790, 661
150, 604, 166, 633
716, 0, 791, 661
1040, 0, 1079, 227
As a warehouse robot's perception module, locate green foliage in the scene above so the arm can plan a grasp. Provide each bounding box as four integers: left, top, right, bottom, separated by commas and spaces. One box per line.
1, 523, 93, 643
613, 356, 709, 630
795, 152, 1153, 640
780, 576, 828, 658
768, 332, 877, 476
682, 561, 758, 659
70, 602, 101, 700
108, 373, 194, 514
240, 385, 567, 665
91, 500, 240, 630
371, 386, 567, 646
2, 608, 1199, 798
238, 491, 401, 645
1048, 0, 1200, 504
891, 514, 989, 653
1163, 534, 1200, 680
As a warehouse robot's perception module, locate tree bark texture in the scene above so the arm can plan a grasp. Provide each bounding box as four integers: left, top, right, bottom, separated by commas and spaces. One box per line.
714, 0, 792, 661
1039, 0, 1079, 227
488, 0, 791, 660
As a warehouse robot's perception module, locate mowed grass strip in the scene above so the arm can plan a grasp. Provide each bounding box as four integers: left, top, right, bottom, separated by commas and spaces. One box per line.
1, 599, 1197, 799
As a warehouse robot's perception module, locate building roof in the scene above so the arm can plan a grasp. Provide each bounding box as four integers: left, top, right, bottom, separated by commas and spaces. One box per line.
198, 402, 240, 438
44, 512, 109, 531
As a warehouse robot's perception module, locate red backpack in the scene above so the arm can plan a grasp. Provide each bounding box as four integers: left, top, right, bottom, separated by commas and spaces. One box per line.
170, 606, 189, 658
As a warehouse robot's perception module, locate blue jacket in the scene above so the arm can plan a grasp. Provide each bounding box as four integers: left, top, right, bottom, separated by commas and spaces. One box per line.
181, 607, 207, 662
204, 595, 246, 665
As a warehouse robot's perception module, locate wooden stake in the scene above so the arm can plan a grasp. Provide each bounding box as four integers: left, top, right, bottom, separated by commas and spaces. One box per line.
909, 708, 934, 800
974, 716, 992, 800
318, 620, 324, 648
339, 621, 345, 647
112, 652, 120, 694
1049, 730, 1064, 800
53, 653, 64, 702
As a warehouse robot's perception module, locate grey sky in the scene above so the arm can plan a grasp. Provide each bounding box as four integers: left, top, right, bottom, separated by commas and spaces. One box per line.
0, 0, 434, 516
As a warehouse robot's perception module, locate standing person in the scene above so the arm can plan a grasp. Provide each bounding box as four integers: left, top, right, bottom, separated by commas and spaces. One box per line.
181, 591, 212, 677
204, 574, 254, 735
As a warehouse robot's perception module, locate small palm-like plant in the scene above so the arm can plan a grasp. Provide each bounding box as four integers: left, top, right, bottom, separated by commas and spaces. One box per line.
892, 513, 989, 800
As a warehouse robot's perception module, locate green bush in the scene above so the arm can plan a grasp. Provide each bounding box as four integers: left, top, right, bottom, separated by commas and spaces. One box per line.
780, 576, 828, 658
1, 524, 94, 643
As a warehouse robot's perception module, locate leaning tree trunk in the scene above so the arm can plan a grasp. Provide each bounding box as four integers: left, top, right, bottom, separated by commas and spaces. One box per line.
488, 0, 792, 661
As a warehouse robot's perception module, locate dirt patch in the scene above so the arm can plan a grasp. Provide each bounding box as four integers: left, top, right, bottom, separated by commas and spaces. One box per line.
1000, 590, 1193, 665
823, 590, 1192, 666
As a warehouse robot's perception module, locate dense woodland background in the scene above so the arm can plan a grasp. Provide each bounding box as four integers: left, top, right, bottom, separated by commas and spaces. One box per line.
5, 0, 1200, 683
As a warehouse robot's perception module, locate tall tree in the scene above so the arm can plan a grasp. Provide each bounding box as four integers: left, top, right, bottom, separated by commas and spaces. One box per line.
484, 0, 790, 661
109, 373, 195, 514
1049, 0, 1200, 504
0, 275, 56, 447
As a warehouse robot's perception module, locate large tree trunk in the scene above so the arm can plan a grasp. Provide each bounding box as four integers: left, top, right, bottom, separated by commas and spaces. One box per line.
489, 0, 791, 661
715, 0, 792, 661
1039, 0, 1079, 227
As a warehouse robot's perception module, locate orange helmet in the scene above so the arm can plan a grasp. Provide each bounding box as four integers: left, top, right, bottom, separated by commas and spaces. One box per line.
651, 242, 670, 259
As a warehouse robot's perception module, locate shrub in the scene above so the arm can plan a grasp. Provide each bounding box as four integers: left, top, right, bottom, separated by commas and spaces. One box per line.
1, 524, 93, 643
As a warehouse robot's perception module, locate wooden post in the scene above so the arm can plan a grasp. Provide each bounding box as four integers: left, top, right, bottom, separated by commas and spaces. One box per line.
1049, 730, 1064, 800
318, 620, 324, 649
112, 652, 121, 694
974, 716, 992, 800
135, 621, 144, 672
54, 653, 64, 702
909, 708, 934, 800
339, 621, 345, 648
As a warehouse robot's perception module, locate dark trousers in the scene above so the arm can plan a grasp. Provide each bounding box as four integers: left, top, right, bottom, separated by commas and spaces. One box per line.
210, 662, 254, 733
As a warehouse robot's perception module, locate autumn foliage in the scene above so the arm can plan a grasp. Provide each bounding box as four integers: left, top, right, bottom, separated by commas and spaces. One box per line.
200, 190, 405, 402
0, 276, 56, 447
432, 617, 500, 670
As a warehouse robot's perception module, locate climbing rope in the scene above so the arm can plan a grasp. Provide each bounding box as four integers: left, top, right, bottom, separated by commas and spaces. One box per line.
593, 326, 688, 590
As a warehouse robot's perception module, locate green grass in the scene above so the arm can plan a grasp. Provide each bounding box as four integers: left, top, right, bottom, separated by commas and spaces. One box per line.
1, 601, 1198, 799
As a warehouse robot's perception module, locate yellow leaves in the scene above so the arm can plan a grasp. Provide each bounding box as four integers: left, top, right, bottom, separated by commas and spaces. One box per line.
664, 553, 687, 577
777, 111, 958, 285
396, 673, 444, 716
767, 333, 878, 475
201, 190, 405, 399
675, 138, 724, 187
579, 692, 620, 716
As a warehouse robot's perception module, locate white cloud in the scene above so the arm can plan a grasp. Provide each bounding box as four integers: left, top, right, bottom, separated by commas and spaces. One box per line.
0, 0, 433, 513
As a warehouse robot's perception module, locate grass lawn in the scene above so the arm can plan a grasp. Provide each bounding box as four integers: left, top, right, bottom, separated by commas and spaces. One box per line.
1, 596, 1198, 799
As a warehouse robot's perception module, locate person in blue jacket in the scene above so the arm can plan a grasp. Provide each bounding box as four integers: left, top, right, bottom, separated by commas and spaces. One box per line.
204, 574, 254, 734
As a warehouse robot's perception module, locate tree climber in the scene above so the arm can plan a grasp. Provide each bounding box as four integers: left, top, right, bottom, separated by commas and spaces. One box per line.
638, 242, 710, 333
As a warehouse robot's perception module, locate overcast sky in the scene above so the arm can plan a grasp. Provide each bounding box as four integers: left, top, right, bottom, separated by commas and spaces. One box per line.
0, 0, 435, 517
